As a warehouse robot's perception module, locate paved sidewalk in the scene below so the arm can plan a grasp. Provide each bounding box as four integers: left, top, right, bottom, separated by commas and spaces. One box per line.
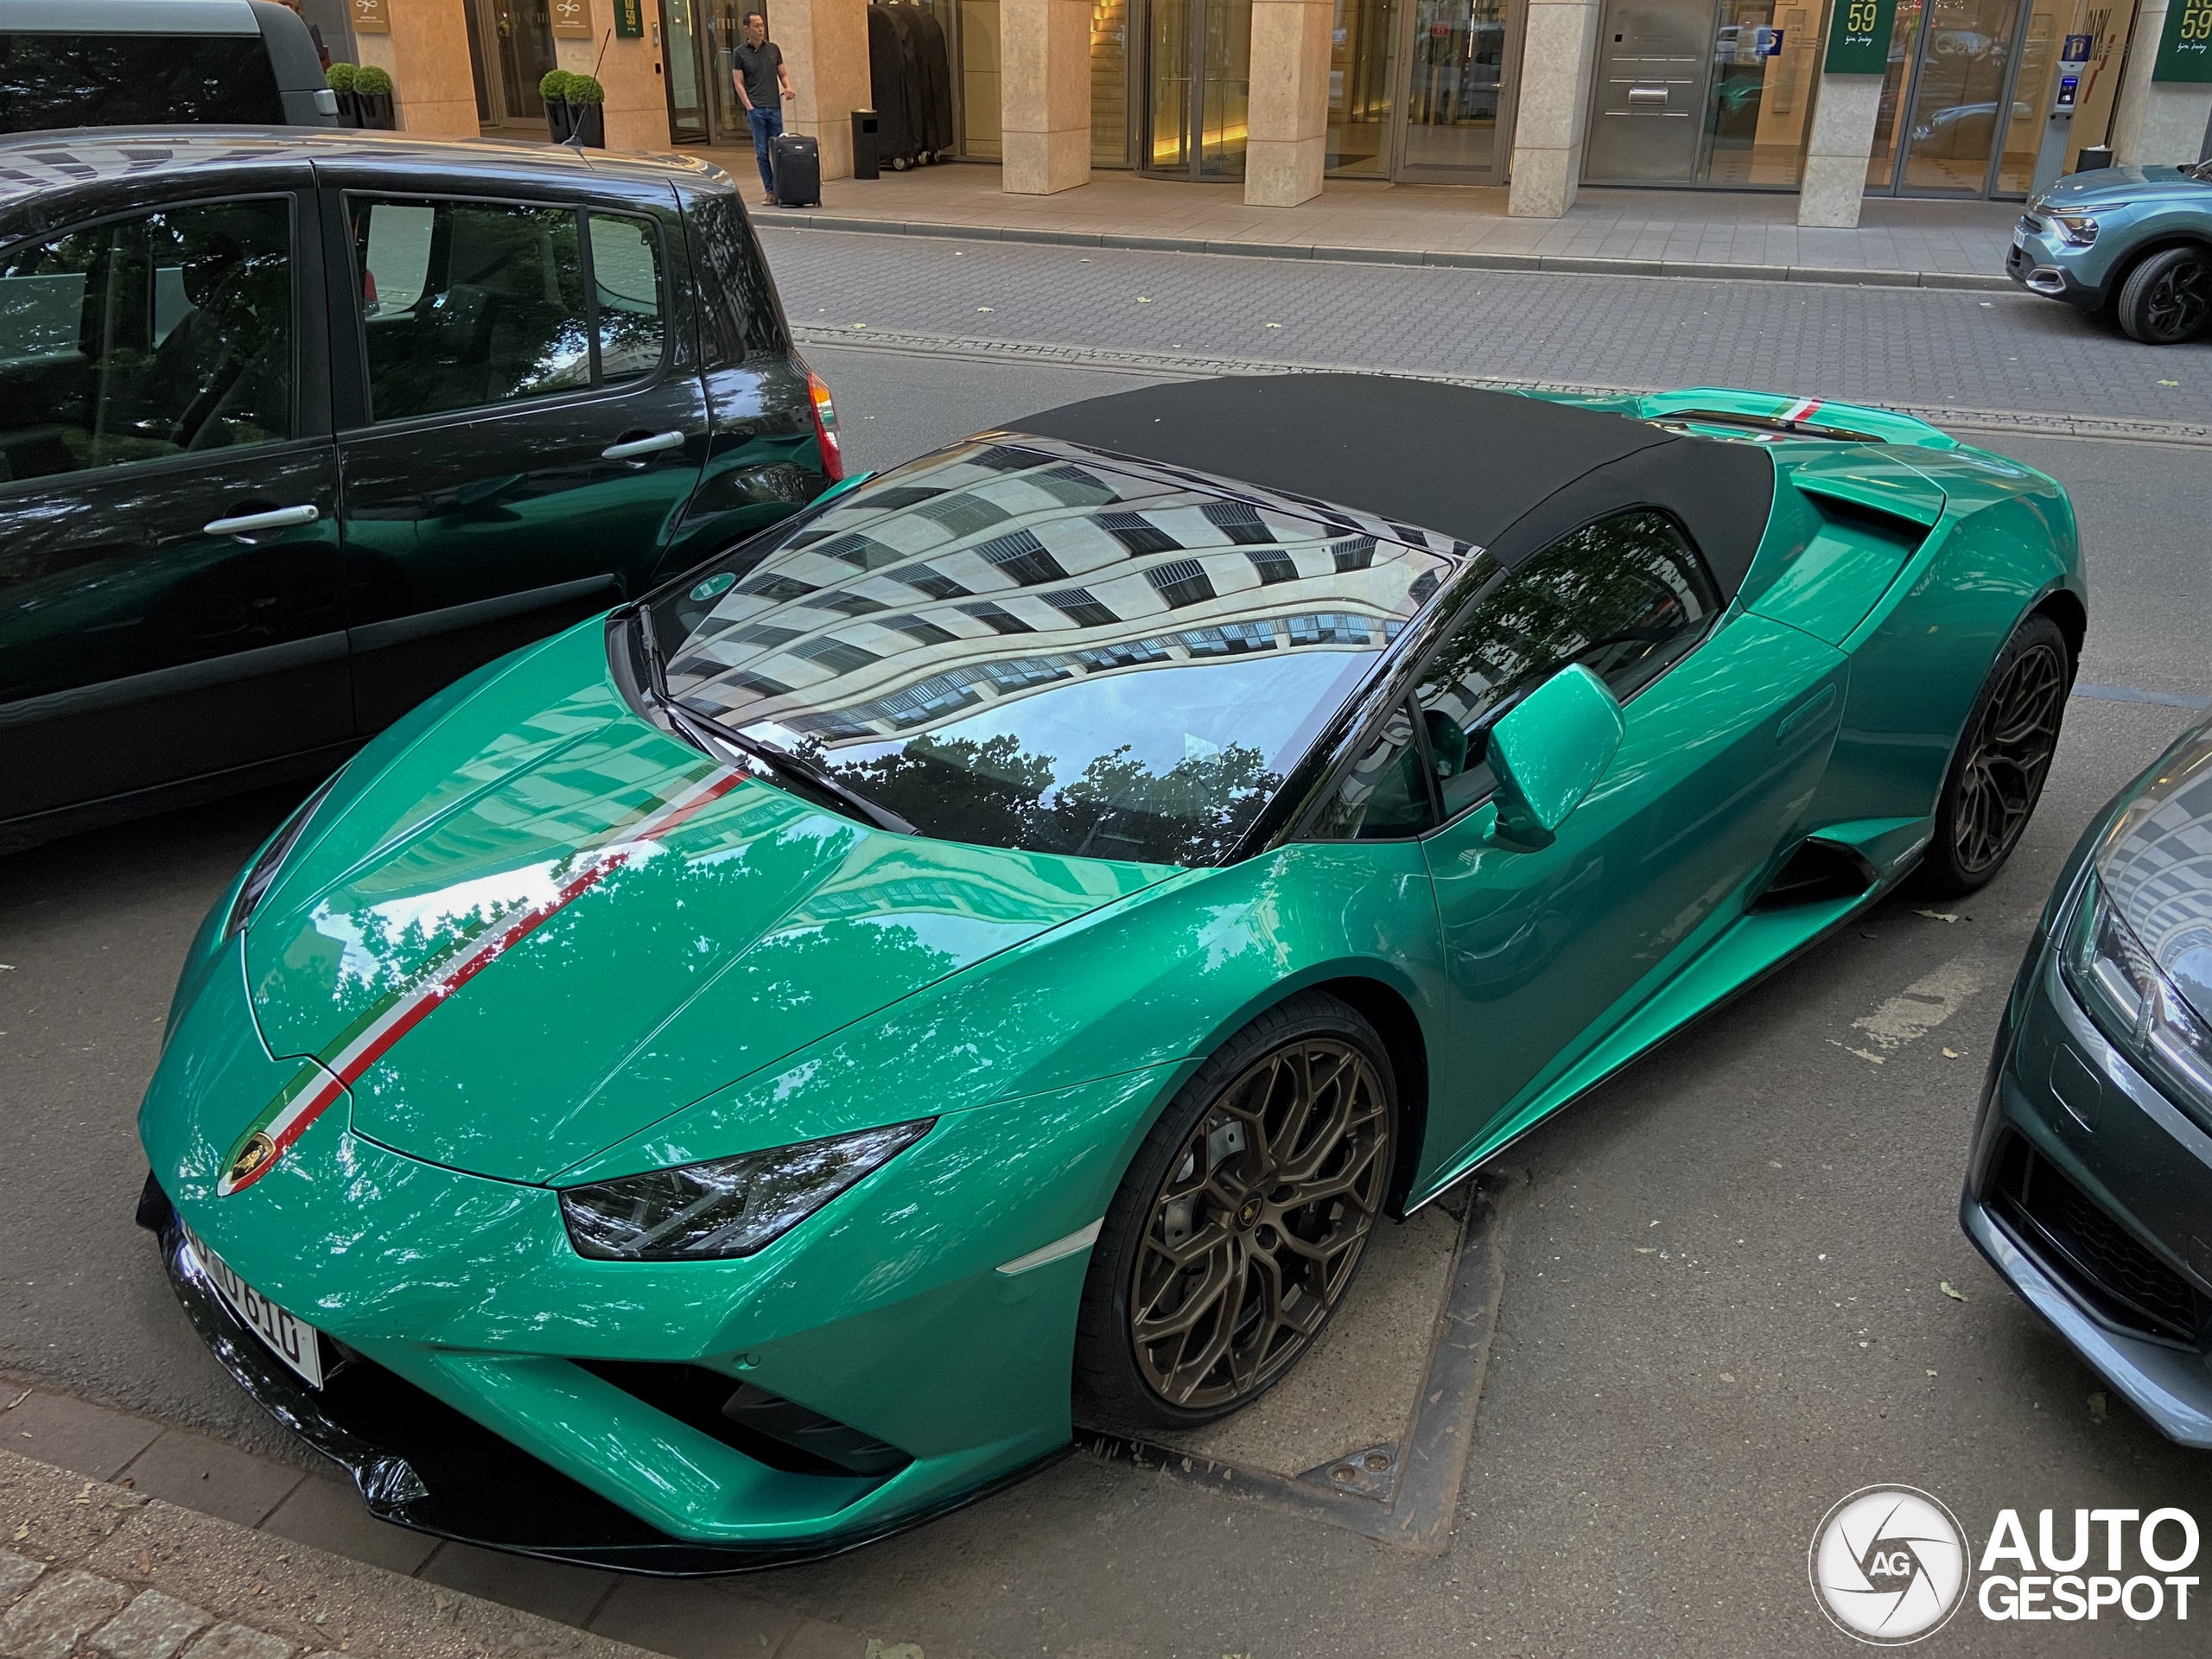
689, 151, 2020, 288
0, 1384, 939, 1659
0, 1447, 657, 1659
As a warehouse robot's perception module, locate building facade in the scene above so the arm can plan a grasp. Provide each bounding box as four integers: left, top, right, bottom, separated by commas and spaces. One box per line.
327, 0, 2212, 220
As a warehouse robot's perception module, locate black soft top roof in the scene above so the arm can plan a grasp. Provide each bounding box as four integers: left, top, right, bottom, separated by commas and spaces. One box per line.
1014, 373, 1777, 601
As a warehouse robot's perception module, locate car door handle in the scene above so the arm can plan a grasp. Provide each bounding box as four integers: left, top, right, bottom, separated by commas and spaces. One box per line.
204, 504, 321, 537
601, 430, 687, 461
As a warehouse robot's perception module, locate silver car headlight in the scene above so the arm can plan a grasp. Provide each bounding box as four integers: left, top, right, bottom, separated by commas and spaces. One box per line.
2062, 874, 2212, 1113
559, 1120, 934, 1261
2048, 211, 2099, 247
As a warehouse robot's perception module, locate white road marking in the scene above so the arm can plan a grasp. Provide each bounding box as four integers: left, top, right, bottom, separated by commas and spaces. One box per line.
1837, 958, 1989, 1065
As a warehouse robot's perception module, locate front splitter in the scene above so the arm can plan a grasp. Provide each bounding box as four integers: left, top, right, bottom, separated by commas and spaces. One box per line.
139, 1173, 1061, 1575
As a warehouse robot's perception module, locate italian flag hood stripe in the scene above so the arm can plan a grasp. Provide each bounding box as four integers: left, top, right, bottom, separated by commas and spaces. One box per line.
219, 766, 745, 1196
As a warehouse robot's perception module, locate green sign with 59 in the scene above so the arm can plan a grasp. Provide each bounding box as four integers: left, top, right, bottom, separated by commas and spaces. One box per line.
2155, 0, 2212, 80
1822, 0, 1898, 73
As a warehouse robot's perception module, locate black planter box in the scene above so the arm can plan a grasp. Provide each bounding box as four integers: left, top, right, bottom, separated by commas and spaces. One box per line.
356, 92, 396, 130
568, 102, 604, 148
545, 99, 574, 142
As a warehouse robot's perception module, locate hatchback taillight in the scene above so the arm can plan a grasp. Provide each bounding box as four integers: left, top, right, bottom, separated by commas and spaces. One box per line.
800, 359, 843, 481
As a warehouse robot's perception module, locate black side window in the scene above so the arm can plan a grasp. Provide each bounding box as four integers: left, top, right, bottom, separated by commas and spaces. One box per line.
0, 35, 283, 131
684, 190, 785, 366
1414, 509, 1721, 817
0, 197, 293, 485
586, 212, 667, 384
350, 196, 670, 422
1301, 700, 1439, 841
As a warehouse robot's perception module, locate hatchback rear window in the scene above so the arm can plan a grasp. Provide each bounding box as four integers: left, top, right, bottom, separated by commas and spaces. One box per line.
645, 441, 1464, 866
0, 35, 283, 131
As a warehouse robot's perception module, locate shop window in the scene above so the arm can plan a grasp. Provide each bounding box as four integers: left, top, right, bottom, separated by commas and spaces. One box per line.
961, 0, 1001, 156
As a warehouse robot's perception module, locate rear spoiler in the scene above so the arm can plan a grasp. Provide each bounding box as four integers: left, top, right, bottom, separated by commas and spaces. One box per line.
1635, 389, 1957, 450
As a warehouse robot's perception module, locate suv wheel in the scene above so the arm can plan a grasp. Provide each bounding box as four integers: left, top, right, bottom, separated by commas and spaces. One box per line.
2115, 246, 2212, 344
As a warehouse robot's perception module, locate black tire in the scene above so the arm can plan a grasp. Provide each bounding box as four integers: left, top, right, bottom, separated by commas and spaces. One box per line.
2114, 245, 2212, 345
1074, 991, 1396, 1433
1913, 612, 2069, 898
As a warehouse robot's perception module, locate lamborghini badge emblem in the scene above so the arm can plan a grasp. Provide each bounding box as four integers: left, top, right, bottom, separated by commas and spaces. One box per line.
228, 1132, 277, 1189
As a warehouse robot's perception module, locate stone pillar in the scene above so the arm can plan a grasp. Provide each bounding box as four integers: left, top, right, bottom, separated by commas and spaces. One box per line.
779, 0, 873, 181
1796, 72, 1883, 226
374, 0, 478, 137
1244, 0, 1331, 207
1001, 0, 1091, 194
594, 31, 671, 151
1507, 0, 1602, 217
2108, 0, 2212, 166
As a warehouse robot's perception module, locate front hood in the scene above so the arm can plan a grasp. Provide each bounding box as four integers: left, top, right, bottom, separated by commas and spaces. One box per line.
244, 636, 1169, 1183
2036, 165, 2206, 211
2098, 715, 2212, 1023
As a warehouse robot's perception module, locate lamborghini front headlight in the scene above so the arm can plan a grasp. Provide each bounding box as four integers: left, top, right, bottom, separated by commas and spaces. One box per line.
558, 1120, 934, 1262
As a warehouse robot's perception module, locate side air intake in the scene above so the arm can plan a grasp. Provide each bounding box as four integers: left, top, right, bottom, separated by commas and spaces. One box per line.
1751, 837, 1878, 912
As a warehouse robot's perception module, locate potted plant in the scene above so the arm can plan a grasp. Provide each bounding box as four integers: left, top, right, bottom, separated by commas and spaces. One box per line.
565, 73, 606, 149
325, 60, 359, 127
353, 65, 397, 130
539, 68, 575, 141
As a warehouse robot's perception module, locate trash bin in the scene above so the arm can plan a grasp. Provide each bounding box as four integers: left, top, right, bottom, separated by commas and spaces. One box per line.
2075, 145, 2113, 172
852, 109, 880, 180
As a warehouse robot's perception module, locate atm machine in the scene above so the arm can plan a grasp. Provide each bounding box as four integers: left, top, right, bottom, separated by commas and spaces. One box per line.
2030, 35, 2095, 195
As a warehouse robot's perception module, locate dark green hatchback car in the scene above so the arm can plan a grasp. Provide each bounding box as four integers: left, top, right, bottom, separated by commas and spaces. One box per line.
0, 129, 840, 850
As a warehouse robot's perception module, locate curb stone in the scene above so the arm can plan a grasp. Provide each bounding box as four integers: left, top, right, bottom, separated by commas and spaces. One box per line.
760, 213, 2018, 290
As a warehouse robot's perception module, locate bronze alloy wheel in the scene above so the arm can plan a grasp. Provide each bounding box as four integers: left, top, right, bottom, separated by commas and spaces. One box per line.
1128, 1037, 1390, 1411
1951, 637, 2067, 877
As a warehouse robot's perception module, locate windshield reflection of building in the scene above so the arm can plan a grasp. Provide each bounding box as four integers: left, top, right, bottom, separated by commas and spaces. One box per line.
662, 440, 1461, 752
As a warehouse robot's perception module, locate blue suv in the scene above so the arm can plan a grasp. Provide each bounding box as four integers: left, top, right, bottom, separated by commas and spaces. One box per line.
2008, 162, 2212, 344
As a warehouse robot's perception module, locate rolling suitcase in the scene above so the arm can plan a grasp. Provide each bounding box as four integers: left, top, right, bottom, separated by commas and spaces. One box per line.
770, 133, 822, 207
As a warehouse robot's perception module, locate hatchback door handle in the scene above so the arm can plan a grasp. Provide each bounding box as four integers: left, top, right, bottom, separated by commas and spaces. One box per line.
602, 430, 686, 461
205, 504, 320, 537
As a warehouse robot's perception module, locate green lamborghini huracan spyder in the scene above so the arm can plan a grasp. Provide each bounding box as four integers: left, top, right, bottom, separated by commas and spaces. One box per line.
137, 374, 2084, 1570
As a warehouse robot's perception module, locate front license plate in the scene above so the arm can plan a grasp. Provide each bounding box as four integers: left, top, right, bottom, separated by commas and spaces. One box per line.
181, 1221, 324, 1389
2012, 227, 2028, 251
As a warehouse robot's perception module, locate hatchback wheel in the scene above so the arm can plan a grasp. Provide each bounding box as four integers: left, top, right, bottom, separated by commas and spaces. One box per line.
1076, 993, 1395, 1431
2115, 246, 2212, 344
1915, 613, 2069, 897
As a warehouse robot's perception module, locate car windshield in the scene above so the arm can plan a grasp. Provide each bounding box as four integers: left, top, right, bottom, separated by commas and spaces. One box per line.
643, 439, 1465, 866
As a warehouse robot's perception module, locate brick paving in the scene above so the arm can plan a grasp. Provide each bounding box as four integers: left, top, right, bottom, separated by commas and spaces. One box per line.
755, 225, 2212, 430
0, 1387, 944, 1659
691, 153, 2021, 283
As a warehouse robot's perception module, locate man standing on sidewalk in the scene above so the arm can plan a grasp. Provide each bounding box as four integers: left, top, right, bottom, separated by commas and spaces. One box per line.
732, 12, 796, 207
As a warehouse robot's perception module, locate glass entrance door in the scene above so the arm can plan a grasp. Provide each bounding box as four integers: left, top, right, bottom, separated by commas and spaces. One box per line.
659, 0, 711, 145
1144, 0, 1254, 178
463, 0, 558, 130
1867, 0, 2039, 194
1394, 0, 1514, 177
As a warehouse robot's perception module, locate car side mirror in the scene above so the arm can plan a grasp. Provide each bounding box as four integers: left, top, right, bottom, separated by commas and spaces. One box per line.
1484, 665, 1624, 853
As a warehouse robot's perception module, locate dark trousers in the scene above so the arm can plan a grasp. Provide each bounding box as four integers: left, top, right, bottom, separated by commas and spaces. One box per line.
747, 106, 784, 194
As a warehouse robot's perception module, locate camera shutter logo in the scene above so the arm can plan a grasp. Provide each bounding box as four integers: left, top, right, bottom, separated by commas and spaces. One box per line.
1810, 1486, 1972, 1644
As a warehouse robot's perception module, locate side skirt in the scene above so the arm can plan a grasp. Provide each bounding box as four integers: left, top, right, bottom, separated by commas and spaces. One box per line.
1406, 823, 1923, 1211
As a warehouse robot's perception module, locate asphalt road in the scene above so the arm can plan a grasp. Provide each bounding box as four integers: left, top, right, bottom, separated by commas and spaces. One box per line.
5, 295, 2212, 1656
761, 226, 2212, 431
